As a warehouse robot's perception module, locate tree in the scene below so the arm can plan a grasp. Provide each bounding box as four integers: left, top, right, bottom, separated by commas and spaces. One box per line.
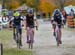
65, 0, 75, 6
53, 0, 66, 9
39, 2, 55, 15
4, 0, 20, 10
8, 0, 20, 10
25, 0, 36, 8
1, 0, 20, 10
18, 0, 26, 5
35, 0, 40, 11
1, 0, 40, 10
53, 0, 75, 9
2, 0, 10, 9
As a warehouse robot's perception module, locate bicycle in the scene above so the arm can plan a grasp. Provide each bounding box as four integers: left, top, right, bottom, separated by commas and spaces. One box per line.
54, 23, 62, 46
27, 27, 34, 49
26, 25, 38, 49
13, 26, 22, 49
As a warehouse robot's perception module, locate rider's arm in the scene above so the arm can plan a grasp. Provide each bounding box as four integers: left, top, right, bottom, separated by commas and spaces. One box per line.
61, 13, 65, 25
51, 11, 55, 20
61, 15, 64, 20
24, 16, 27, 30
10, 17, 14, 25
51, 10, 55, 23
20, 16, 24, 21
34, 15, 39, 30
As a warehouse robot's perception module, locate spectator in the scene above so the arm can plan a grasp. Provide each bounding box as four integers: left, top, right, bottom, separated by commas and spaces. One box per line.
69, 9, 74, 17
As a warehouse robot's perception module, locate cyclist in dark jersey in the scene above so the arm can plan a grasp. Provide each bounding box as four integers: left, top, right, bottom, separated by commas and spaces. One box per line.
26, 14, 35, 28
51, 9, 64, 44
12, 11, 24, 46
25, 9, 38, 43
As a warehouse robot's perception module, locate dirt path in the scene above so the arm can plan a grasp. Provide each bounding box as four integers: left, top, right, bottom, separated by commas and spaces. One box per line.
21, 20, 75, 55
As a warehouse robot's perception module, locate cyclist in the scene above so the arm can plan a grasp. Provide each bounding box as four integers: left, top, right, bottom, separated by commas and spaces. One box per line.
25, 9, 38, 44
51, 9, 64, 44
12, 11, 24, 46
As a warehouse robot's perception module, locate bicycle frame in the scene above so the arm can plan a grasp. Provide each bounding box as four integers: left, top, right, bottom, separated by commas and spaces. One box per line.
55, 24, 61, 46
55, 25, 59, 39
13, 26, 21, 49
27, 27, 34, 49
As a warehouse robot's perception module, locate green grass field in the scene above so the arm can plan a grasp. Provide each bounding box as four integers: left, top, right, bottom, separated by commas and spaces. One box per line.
4, 48, 33, 55
0, 29, 33, 55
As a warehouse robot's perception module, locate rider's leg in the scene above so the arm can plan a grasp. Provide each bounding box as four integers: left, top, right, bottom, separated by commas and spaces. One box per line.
58, 25, 62, 44
13, 27, 16, 40
59, 29, 61, 39
19, 28, 22, 46
30, 28, 34, 43
29, 28, 34, 49
53, 24, 56, 36
26, 27, 30, 43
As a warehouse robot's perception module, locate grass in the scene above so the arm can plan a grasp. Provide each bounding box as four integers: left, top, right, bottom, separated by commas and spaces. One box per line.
0, 29, 25, 47
0, 29, 13, 45
4, 48, 33, 55
0, 29, 33, 55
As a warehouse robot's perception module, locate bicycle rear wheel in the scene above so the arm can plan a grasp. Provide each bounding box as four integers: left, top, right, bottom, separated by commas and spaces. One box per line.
28, 40, 33, 49
28, 28, 34, 49
55, 28, 60, 46
17, 34, 21, 49
56, 31, 62, 46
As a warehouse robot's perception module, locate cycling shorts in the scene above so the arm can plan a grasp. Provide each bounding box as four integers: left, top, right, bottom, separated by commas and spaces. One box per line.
13, 25, 22, 34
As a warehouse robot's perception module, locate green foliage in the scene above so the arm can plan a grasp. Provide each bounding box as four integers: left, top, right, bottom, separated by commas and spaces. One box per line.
39, 2, 55, 15
0, 29, 33, 55
1, 0, 40, 10
18, 0, 26, 5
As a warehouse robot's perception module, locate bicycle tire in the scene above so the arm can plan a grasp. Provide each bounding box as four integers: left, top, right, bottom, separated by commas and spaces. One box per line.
28, 28, 34, 49
28, 41, 33, 49
30, 42, 33, 49
17, 33, 21, 49
55, 26, 60, 46
15, 27, 22, 49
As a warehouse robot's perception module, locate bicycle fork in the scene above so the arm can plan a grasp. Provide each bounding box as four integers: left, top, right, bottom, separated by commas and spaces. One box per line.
56, 30, 62, 46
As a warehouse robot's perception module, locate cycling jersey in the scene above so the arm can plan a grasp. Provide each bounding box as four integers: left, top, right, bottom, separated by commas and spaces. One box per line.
12, 16, 23, 26
52, 9, 64, 28
12, 15, 23, 35
26, 14, 36, 28
52, 9, 64, 24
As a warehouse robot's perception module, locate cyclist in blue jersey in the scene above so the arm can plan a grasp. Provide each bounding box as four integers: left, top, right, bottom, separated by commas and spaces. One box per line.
51, 9, 64, 44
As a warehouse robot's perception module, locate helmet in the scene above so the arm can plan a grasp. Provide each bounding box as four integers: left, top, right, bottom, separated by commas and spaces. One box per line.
14, 11, 20, 16
54, 9, 60, 14
27, 8, 34, 14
